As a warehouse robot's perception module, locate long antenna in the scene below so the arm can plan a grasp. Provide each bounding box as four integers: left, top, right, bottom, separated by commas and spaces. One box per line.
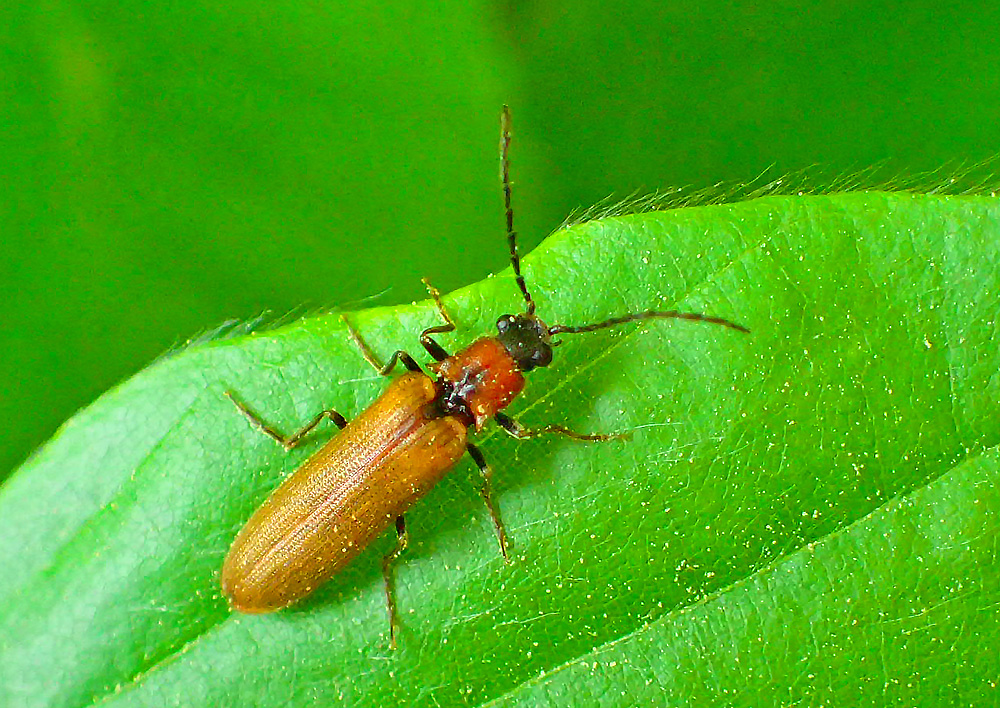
549, 310, 750, 335
500, 105, 535, 314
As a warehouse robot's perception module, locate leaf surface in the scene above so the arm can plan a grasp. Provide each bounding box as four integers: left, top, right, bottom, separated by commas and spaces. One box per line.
0, 193, 997, 707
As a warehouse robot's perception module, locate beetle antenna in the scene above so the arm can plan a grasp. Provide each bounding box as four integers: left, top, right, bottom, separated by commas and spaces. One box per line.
549, 310, 750, 336
500, 105, 535, 315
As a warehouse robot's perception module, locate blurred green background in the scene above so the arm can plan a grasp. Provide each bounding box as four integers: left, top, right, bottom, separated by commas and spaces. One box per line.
3, 1, 999, 480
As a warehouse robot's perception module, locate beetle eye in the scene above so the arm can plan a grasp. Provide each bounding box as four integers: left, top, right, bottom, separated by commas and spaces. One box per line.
532, 346, 553, 368
496, 314, 515, 332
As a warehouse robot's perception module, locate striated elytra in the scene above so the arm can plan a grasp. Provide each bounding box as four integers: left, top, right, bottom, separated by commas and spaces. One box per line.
222, 372, 466, 614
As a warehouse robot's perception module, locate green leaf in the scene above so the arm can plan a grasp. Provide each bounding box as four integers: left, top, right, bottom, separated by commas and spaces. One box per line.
490, 443, 1000, 706
1, 192, 998, 707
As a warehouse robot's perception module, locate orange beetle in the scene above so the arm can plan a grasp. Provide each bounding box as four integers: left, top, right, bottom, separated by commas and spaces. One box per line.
220, 106, 748, 646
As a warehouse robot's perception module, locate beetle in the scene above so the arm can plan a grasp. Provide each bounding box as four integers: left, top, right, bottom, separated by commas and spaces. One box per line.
220, 106, 748, 646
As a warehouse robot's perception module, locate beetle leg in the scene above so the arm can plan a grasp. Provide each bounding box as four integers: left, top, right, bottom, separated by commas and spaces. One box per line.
381, 515, 409, 650
341, 279, 455, 370
494, 411, 630, 442
466, 442, 510, 562
419, 278, 456, 362
377, 350, 422, 375
224, 392, 348, 451
341, 314, 422, 375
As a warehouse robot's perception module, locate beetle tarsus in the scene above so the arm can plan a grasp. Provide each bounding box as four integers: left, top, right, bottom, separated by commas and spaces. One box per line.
225, 391, 348, 449
467, 443, 511, 563
342, 315, 422, 375
494, 411, 629, 443
419, 278, 457, 363
381, 515, 409, 650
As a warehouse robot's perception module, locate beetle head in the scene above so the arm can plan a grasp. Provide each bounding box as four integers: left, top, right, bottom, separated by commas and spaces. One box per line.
495, 313, 554, 372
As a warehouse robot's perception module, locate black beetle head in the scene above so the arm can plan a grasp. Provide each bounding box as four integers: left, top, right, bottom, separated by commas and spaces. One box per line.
495, 313, 554, 372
